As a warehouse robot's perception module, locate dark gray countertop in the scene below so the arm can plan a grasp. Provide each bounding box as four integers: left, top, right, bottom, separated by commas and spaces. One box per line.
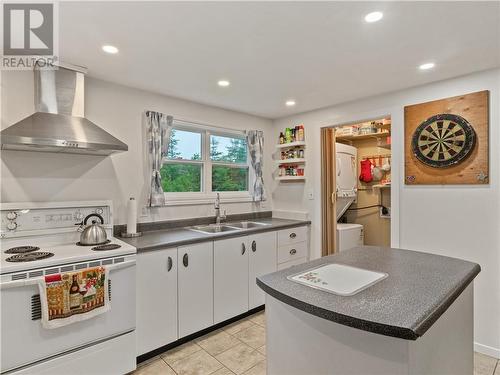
119, 218, 310, 252
257, 246, 480, 340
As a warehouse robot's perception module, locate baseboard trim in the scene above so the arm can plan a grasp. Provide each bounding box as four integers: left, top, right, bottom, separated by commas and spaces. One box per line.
475, 342, 500, 359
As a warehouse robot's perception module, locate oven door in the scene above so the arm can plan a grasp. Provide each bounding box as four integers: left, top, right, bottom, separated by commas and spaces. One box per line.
0, 258, 136, 373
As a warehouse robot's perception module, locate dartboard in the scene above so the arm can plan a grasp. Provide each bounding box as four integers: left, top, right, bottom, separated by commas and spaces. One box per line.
411, 114, 476, 168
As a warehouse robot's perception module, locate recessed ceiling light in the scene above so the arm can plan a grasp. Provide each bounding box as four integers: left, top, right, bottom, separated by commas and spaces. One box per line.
218, 80, 230, 87
285, 100, 296, 107
364, 11, 383, 23
102, 45, 119, 54
419, 62, 435, 70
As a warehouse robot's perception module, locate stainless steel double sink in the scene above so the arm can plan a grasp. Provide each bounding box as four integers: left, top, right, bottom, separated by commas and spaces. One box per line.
187, 221, 270, 234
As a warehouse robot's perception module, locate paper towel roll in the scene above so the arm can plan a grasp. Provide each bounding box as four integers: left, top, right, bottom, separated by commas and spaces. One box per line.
127, 197, 137, 234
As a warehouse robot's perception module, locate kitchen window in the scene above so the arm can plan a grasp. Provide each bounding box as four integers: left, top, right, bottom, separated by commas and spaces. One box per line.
161, 120, 251, 203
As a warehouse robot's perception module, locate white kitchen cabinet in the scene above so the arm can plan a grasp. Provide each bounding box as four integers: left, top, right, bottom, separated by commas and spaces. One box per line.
277, 241, 308, 264
136, 247, 178, 356
214, 237, 249, 323
135, 225, 308, 356
248, 231, 277, 309
277, 226, 307, 247
178, 242, 214, 338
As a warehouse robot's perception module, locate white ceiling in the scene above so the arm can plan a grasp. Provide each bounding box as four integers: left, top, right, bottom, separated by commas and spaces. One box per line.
59, 1, 500, 119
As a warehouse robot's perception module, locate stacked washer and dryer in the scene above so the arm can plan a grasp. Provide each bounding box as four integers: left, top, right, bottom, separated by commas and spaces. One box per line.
335, 143, 364, 252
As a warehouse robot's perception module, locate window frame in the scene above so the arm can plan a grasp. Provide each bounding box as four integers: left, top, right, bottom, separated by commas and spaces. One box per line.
162, 120, 253, 205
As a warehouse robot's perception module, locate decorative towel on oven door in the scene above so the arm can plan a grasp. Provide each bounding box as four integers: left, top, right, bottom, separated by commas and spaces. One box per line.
37, 266, 110, 329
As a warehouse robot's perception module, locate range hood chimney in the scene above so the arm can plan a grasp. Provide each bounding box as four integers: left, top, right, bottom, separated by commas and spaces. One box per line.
0, 63, 128, 155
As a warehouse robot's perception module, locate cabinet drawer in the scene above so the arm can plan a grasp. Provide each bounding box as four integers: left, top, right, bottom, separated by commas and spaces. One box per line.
277, 226, 307, 247
277, 241, 307, 264
277, 257, 307, 271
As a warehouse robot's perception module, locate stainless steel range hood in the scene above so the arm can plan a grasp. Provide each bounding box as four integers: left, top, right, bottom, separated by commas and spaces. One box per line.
1, 63, 128, 155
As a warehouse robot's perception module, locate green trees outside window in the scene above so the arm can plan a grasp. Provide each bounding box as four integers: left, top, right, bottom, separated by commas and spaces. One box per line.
161, 128, 249, 193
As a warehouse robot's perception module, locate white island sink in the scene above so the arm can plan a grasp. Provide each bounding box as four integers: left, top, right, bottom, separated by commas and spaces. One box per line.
288, 263, 388, 296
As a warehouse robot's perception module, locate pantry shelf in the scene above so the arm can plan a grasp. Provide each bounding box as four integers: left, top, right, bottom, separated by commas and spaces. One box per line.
276, 141, 306, 149
336, 132, 390, 142
276, 158, 306, 164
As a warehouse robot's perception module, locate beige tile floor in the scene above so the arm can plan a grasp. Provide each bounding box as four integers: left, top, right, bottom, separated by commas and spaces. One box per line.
133, 310, 499, 375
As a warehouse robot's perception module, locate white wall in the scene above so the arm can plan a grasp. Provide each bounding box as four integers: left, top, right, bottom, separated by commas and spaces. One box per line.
1, 71, 274, 224
272, 68, 500, 358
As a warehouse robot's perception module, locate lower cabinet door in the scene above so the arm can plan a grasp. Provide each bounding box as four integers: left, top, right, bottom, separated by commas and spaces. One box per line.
214, 237, 249, 323
178, 242, 214, 338
249, 231, 277, 309
136, 247, 178, 356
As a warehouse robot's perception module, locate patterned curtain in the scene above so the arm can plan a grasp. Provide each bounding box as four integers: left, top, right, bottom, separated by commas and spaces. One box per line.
145, 111, 173, 207
247, 130, 267, 201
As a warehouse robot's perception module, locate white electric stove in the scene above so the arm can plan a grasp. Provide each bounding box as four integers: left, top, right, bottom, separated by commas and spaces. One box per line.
0, 201, 137, 375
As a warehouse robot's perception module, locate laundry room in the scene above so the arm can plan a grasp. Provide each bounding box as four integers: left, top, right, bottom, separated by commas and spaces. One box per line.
335, 118, 392, 250
1, 2, 499, 374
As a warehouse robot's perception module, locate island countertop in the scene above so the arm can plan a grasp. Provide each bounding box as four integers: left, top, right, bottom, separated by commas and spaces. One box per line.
257, 246, 480, 340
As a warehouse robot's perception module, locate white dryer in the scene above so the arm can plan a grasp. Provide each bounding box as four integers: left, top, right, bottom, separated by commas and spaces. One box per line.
335, 143, 357, 219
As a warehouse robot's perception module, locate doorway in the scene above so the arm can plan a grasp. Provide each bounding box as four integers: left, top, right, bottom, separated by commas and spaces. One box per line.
321, 117, 392, 255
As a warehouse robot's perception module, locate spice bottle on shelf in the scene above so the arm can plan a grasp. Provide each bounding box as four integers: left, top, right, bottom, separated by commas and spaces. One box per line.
298, 125, 305, 141
279, 132, 285, 144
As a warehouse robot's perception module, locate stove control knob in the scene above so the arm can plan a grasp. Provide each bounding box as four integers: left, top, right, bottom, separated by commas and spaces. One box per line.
6, 212, 17, 220
7, 221, 17, 230
96, 208, 104, 215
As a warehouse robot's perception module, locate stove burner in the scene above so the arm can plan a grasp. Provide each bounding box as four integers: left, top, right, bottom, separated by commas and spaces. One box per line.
5, 252, 54, 262
4, 246, 40, 254
76, 239, 110, 247
92, 244, 122, 251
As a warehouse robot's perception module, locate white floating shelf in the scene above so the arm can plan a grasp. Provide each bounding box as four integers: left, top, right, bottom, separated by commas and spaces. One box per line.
276, 158, 306, 164
276, 141, 306, 149
276, 176, 306, 181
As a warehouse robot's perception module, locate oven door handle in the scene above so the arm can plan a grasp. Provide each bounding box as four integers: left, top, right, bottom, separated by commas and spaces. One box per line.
0, 259, 136, 290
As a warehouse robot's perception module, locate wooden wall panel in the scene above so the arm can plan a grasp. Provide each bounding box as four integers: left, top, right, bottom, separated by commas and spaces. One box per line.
404, 90, 489, 184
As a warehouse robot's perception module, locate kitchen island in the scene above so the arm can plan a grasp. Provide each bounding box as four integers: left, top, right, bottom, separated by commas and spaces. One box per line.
257, 246, 480, 375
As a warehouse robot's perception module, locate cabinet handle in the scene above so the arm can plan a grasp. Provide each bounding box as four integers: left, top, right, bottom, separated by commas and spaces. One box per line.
251, 240, 257, 252
290, 249, 297, 255
167, 256, 173, 272
183, 253, 189, 267
290, 232, 297, 239
241, 243, 246, 255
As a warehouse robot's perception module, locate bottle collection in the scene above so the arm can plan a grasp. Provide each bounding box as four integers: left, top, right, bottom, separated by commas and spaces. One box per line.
280, 148, 305, 160
336, 118, 390, 137
278, 124, 306, 179
278, 164, 304, 177
279, 124, 305, 144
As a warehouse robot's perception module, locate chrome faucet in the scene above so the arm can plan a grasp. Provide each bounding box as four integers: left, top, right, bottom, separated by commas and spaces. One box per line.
215, 193, 226, 225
